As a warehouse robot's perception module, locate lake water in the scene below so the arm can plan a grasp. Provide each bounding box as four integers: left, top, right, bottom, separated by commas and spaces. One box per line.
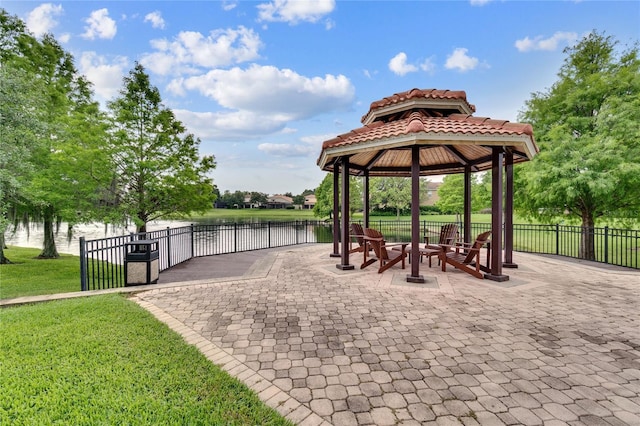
4, 218, 332, 256
4, 220, 194, 256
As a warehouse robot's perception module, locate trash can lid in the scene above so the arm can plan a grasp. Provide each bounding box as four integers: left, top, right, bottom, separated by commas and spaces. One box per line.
125, 239, 158, 245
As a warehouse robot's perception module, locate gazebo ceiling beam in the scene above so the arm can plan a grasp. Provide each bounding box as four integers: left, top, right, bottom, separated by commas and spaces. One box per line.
364, 150, 388, 170
512, 149, 529, 159
442, 145, 480, 172
369, 162, 465, 173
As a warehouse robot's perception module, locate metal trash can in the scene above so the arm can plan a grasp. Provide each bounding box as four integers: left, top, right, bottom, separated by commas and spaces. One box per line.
125, 239, 159, 286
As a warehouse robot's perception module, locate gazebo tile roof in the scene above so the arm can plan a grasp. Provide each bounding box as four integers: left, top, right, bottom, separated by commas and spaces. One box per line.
318, 88, 538, 177
322, 111, 534, 151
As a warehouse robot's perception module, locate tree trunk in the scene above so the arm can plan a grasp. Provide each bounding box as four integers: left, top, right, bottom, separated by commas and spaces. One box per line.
0, 232, 11, 264
579, 211, 596, 261
137, 221, 147, 234
39, 206, 60, 259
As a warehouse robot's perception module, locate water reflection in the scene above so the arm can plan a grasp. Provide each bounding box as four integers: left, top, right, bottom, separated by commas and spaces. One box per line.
4, 220, 189, 256
4, 218, 331, 256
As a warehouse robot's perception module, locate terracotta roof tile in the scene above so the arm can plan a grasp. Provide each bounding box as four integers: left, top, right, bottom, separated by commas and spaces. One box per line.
318, 88, 538, 176
366, 88, 476, 118
324, 111, 534, 150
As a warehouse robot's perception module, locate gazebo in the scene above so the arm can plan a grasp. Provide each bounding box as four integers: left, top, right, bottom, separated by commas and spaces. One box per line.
317, 88, 538, 283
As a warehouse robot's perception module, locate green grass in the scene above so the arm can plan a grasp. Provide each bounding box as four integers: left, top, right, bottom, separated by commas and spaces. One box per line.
0, 294, 293, 425
193, 208, 317, 222
0, 246, 81, 299
192, 209, 537, 224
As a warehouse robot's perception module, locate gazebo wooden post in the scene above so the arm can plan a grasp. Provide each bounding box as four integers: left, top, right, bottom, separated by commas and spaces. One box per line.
337, 156, 354, 270
485, 148, 509, 281
463, 165, 472, 244
504, 149, 518, 268
407, 146, 425, 283
330, 165, 340, 258
363, 171, 370, 229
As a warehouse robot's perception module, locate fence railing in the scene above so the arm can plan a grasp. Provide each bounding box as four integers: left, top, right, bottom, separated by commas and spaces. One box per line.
79, 221, 332, 291
80, 220, 640, 291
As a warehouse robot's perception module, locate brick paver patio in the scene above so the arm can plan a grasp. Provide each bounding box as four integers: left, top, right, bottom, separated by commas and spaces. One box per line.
133, 245, 640, 425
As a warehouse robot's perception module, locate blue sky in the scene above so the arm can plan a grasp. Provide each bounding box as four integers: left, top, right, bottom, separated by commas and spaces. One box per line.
3, 1, 639, 195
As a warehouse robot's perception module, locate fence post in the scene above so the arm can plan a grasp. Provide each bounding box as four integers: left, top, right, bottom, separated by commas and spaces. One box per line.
295, 220, 299, 245
555, 224, 560, 255
268, 221, 272, 248
604, 226, 609, 264
190, 224, 195, 258
79, 237, 87, 291
234, 223, 237, 253
166, 227, 172, 268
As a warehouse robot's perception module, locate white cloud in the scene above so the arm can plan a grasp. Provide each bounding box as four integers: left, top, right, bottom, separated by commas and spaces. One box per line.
174, 109, 287, 141
59, 33, 71, 43
258, 142, 317, 157
82, 8, 117, 40
180, 64, 354, 118
420, 57, 436, 74
444, 47, 479, 72
363, 69, 376, 79
515, 31, 578, 52
470, 0, 492, 6
222, 1, 238, 11
170, 65, 354, 141
78, 52, 129, 102
258, 133, 335, 157
389, 52, 418, 76
141, 27, 263, 76
257, 0, 335, 24
26, 3, 63, 38
144, 11, 165, 29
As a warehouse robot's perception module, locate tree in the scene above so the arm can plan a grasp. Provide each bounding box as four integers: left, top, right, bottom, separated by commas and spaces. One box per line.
220, 190, 246, 208
436, 175, 465, 215
312, 174, 363, 219
107, 63, 217, 232
473, 172, 492, 212
313, 174, 333, 218
0, 63, 46, 263
436, 173, 491, 214
292, 194, 305, 205
516, 32, 640, 260
370, 177, 413, 218
1, 11, 113, 258
249, 191, 268, 207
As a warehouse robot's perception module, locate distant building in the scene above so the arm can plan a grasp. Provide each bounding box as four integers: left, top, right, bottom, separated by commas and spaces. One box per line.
423, 181, 441, 206
267, 194, 294, 209
243, 194, 261, 209
303, 194, 316, 210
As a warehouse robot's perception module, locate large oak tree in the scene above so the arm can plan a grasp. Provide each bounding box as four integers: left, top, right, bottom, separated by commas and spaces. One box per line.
516, 32, 640, 260
1, 10, 111, 258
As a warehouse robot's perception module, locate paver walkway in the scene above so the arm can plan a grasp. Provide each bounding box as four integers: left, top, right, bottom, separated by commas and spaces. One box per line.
132, 244, 640, 425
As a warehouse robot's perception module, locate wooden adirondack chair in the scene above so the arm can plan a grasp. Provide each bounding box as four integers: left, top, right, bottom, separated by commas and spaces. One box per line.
349, 223, 366, 254
440, 230, 491, 279
361, 228, 408, 273
420, 223, 459, 266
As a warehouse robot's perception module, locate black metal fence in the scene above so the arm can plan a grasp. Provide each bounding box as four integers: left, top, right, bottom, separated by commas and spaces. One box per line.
80, 220, 640, 291
79, 221, 333, 291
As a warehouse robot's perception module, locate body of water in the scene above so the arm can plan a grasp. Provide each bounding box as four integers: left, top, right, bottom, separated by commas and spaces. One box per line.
4, 220, 194, 256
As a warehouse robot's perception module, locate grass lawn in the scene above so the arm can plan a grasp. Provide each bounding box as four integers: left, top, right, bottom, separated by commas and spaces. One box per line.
0, 294, 292, 425
192, 208, 532, 224
0, 246, 81, 299
193, 208, 317, 222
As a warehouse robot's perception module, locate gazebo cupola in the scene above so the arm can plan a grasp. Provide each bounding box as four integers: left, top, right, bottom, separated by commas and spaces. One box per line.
360, 88, 476, 125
